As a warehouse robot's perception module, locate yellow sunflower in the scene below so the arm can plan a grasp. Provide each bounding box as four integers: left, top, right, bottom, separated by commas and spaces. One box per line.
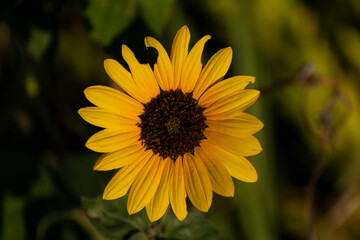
78, 26, 263, 222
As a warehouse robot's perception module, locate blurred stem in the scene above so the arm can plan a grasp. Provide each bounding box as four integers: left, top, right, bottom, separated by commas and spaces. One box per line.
304, 80, 350, 240
72, 209, 104, 240
261, 63, 351, 239
305, 105, 331, 240
260, 64, 315, 95
36, 209, 104, 240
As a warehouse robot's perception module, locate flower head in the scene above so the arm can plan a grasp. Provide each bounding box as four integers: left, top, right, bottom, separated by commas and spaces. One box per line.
78, 26, 263, 222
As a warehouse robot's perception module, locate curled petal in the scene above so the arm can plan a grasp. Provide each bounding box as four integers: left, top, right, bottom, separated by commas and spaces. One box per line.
144, 36, 173, 91
122, 45, 160, 101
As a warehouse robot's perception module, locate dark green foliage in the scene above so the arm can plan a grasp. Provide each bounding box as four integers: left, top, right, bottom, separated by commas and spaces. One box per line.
82, 196, 221, 240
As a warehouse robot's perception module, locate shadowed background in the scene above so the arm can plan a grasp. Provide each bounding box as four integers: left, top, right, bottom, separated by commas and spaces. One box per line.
1, 0, 360, 239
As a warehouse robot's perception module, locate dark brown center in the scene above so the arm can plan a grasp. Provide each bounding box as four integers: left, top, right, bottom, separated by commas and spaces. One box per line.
137, 89, 207, 160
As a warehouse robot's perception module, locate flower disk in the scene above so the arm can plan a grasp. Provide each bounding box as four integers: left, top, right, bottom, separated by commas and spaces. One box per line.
137, 89, 207, 160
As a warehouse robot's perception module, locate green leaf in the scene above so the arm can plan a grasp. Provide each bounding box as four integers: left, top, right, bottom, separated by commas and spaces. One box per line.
82, 196, 150, 240
85, 0, 137, 45
129, 232, 148, 240
139, 0, 176, 35
164, 212, 221, 240
82, 196, 222, 240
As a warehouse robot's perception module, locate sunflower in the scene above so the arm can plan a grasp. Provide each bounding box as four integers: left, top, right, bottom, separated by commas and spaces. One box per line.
78, 26, 263, 222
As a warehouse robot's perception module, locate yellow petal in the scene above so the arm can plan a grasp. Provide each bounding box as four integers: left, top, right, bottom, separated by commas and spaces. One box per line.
104, 59, 150, 103
203, 89, 260, 117
203, 110, 241, 121
85, 128, 140, 153
195, 148, 234, 197
183, 153, 212, 212
127, 155, 166, 214
169, 157, 187, 221
84, 85, 143, 120
193, 47, 233, 100
94, 143, 145, 171
201, 141, 258, 182
78, 107, 138, 130
205, 129, 262, 157
146, 158, 172, 222
180, 35, 211, 93
206, 112, 264, 136
144, 36, 173, 91
198, 76, 255, 107
170, 26, 190, 89
103, 150, 153, 200
122, 45, 160, 101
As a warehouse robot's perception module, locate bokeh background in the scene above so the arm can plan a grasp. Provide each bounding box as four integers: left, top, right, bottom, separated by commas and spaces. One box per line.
1, 0, 360, 239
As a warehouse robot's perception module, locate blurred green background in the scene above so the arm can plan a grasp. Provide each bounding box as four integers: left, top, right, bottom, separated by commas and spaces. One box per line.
1, 0, 360, 239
